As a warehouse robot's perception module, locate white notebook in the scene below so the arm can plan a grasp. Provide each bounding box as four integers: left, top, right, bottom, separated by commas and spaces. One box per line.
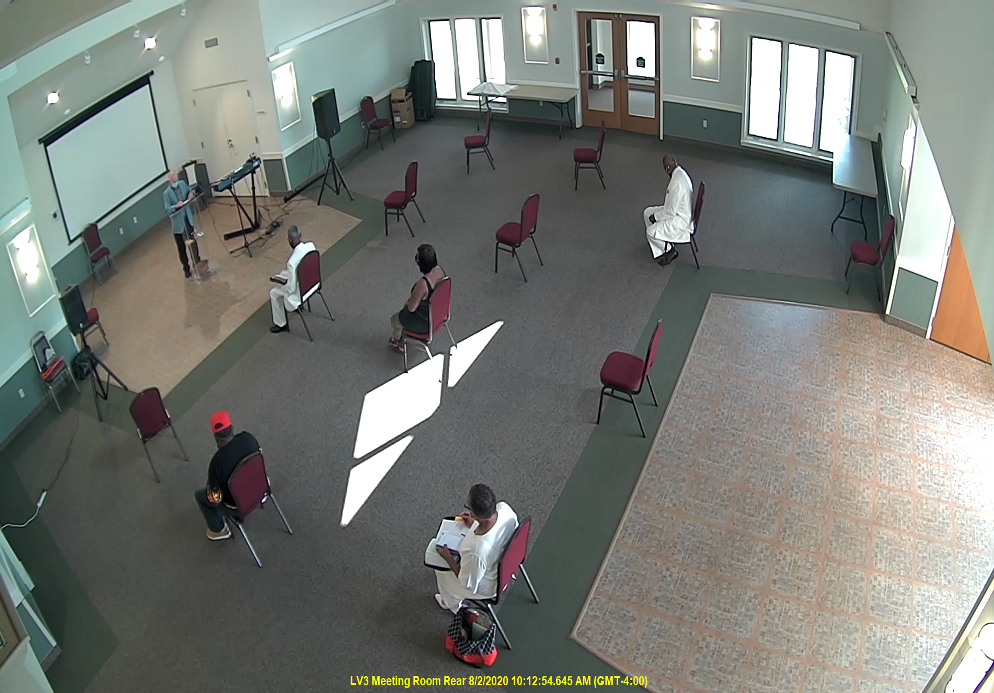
424, 519, 470, 570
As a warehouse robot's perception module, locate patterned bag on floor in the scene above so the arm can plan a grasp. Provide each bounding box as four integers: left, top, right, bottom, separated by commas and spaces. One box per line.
445, 606, 497, 667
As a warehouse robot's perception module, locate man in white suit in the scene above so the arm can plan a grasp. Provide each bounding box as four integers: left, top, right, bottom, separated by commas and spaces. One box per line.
644, 154, 694, 267
269, 225, 316, 333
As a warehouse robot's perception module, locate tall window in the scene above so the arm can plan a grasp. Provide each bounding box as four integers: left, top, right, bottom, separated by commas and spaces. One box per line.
745, 37, 857, 156
426, 18, 505, 105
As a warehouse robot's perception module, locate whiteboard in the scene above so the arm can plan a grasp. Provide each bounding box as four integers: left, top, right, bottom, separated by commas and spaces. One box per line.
898, 126, 953, 282
45, 83, 167, 242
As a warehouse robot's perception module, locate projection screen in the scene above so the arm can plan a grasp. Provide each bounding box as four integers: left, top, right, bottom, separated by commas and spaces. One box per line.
41, 74, 168, 243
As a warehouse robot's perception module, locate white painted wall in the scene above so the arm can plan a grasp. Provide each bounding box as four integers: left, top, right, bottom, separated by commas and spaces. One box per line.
890, 0, 994, 354
0, 640, 54, 693
257, 0, 387, 56
411, 0, 889, 136
170, 0, 280, 163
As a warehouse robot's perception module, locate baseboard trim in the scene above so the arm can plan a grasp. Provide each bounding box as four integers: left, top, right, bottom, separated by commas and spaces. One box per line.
883, 313, 927, 338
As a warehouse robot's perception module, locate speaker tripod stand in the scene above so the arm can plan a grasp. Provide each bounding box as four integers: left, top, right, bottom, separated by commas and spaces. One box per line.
317, 137, 353, 205
74, 334, 128, 423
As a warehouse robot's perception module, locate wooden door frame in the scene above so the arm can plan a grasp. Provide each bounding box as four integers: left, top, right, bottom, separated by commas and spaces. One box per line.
578, 12, 622, 129
617, 13, 661, 135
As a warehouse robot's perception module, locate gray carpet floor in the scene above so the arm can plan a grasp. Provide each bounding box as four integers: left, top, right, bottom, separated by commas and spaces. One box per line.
7, 118, 866, 692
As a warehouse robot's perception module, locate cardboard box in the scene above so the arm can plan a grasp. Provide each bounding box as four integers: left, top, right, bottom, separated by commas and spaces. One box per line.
391, 89, 414, 130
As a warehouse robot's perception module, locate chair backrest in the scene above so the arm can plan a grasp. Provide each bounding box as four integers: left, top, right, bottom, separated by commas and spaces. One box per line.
129, 387, 170, 442
228, 451, 271, 518
360, 96, 377, 124
495, 517, 532, 601
879, 215, 895, 259
297, 249, 322, 299
484, 109, 492, 145
82, 224, 102, 253
520, 193, 540, 242
643, 320, 663, 376
30, 331, 52, 373
405, 161, 419, 202
427, 276, 452, 338
595, 121, 606, 160
692, 181, 705, 232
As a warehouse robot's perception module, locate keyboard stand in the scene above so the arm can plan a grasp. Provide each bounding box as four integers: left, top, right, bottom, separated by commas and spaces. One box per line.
221, 170, 263, 257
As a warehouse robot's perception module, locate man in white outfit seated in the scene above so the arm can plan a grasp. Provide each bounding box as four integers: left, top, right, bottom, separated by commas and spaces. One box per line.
433, 484, 518, 613
268, 225, 316, 334
644, 154, 694, 267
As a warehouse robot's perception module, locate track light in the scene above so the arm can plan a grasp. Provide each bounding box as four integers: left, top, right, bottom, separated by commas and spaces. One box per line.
158, 55, 165, 62
83, 51, 91, 65
47, 92, 60, 104
133, 25, 141, 39
144, 36, 156, 50
180, 3, 187, 16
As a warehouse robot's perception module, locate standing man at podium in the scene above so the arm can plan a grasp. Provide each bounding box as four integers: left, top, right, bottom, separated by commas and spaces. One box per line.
164, 170, 203, 279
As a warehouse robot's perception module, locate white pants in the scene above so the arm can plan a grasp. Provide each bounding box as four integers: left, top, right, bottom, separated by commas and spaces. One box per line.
644, 206, 692, 259
270, 286, 291, 326
436, 570, 492, 614
644, 205, 671, 257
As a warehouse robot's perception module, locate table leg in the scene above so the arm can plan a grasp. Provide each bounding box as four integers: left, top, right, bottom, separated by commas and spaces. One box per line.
556, 103, 564, 139
830, 190, 848, 234
858, 194, 867, 241
568, 96, 576, 130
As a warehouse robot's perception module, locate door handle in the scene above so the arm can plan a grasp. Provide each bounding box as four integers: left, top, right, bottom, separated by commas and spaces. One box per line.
227, 139, 234, 148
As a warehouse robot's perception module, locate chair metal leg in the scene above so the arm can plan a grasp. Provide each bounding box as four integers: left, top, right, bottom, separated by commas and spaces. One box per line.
646, 375, 658, 406
595, 162, 605, 189
531, 236, 544, 266
169, 422, 189, 460
844, 259, 853, 294
69, 371, 79, 392
401, 209, 414, 237
403, 341, 409, 372
484, 146, 495, 170
412, 198, 425, 223
364, 128, 370, 149
444, 323, 457, 349
513, 248, 527, 282
297, 309, 313, 342
49, 386, 61, 413
631, 396, 646, 438
875, 270, 882, 304
142, 444, 161, 483
494, 243, 500, 273
234, 521, 262, 567
520, 565, 540, 603
844, 257, 852, 278
574, 162, 579, 191
378, 130, 384, 151
269, 494, 293, 534
318, 292, 334, 321
486, 603, 511, 649
596, 388, 607, 424
384, 208, 389, 235
689, 240, 700, 269
466, 150, 470, 175
98, 322, 108, 344
390, 127, 396, 143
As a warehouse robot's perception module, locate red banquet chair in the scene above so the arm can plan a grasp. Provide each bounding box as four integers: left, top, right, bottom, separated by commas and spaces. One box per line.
596, 320, 662, 438
573, 121, 606, 190
383, 162, 424, 237
290, 249, 334, 342
225, 451, 293, 567
31, 331, 78, 413
495, 193, 543, 282
464, 110, 494, 174
128, 387, 188, 482
81, 307, 107, 346
684, 181, 704, 269
401, 276, 456, 372
467, 517, 539, 650
845, 215, 895, 301
82, 223, 114, 284
360, 95, 394, 150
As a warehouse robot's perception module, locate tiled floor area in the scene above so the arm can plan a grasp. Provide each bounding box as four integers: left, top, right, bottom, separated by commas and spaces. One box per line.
573, 295, 994, 693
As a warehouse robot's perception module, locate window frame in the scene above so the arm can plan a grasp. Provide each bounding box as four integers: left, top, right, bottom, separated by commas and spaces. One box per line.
422, 16, 507, 108
743, 35, 860, 160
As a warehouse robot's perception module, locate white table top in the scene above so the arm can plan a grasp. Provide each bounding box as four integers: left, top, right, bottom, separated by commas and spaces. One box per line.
505, 84, 578, 103
832, 134, 877, 198
468, 82, 516, 97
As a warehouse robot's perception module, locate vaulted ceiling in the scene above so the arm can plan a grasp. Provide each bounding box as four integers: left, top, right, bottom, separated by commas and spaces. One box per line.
0, 0, 128, 69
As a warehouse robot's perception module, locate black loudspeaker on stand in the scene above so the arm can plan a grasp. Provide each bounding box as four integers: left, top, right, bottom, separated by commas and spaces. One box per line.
59, 285, 129, 422
283, 88, 353, 205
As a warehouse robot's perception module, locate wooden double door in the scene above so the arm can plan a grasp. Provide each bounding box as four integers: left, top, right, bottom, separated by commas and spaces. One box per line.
578, 12, 660, 135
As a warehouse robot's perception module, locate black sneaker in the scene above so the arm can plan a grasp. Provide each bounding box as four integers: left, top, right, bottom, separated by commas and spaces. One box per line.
184, 268, 192, 279
270, 324, 289, 333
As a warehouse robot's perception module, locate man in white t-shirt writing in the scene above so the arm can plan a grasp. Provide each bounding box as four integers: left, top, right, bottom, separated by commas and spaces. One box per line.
433, 484, 518, 613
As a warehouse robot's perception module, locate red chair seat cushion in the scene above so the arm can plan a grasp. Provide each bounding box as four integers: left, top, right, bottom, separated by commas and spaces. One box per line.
41, 357, 66, 383
851, 241, 878, 265
90, 247, 110, 263
86, 308, 99, 323
383, 190, 408, 208
573, 148, 598, 163
600, 352, 646, 391
402, 328, 430, 343
465, 135, 486, 149
496, 222, 523, 245
369, 118, 391, 130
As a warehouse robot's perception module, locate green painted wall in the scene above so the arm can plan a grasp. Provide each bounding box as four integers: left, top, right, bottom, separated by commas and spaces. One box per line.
507, 96, 578, 126
263, 158, 288, 194
0, 326, 76, 448
663, 102, 742, 148
890, 267, 938, 330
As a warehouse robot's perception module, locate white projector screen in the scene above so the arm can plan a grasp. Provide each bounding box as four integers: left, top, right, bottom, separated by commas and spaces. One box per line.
43, 76, 167, 242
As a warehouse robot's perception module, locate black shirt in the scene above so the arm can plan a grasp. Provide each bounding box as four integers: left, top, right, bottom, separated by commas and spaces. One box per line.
206, 432, 260, 507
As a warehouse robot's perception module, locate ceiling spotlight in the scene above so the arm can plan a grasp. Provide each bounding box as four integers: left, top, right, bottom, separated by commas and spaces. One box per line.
180, 3, 186, 16
144, 36, 156, 50
83, 51, 91, 65
158, 55, 165, 62
64, 108, 71, 116
47, 92, 60, 105
133, 25, 141, 39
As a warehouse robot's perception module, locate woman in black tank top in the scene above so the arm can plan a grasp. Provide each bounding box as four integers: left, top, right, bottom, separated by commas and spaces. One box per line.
390, 244, 445, 351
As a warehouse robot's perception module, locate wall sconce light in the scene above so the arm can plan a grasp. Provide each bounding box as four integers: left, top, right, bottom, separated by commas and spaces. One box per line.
12, 229, 40, 284
522, 7, 549, 64
946, 624, 994, 693
691, 17, 720, 81
901, 122, 916, 170
5, 217, 57, 318
271, 62, 302, 131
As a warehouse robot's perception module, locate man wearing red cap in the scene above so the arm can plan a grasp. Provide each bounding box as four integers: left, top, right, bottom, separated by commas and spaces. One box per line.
193, 411, 260, 540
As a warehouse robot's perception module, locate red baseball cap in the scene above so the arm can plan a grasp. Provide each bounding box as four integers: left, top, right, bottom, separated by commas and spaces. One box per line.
210, 411, 232, 435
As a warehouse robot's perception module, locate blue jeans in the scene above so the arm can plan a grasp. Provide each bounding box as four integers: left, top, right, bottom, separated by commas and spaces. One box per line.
194, 487, 232, 532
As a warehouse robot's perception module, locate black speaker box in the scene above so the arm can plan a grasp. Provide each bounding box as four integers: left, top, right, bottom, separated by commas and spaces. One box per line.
410, 60, 436, 121
312, 89, 341, 140
59, 284, 89, 336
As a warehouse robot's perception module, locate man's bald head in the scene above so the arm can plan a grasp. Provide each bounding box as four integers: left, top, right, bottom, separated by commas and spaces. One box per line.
662, 154, 677, 177
287, 224, 302, 248
167, 170, 179, 184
